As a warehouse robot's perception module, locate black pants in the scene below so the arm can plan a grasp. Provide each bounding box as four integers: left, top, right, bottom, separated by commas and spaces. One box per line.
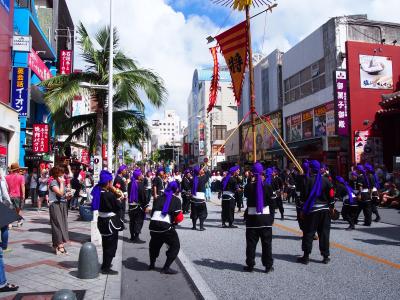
341, 205, 358, 227
302, 210, 330, 257
145, 189, 152, 204
129, 207, 145, 238
371, 200, 380, 218
101, 231, 119, 270
235, 192, 243, 210
182, 193, 191, 214
286, 188, 296, 203
221, 197, 236, 225
190, 202, 207, 221
357, 201, 372, 226
149, 229, 180, 268
121, 200, 127, 220
275, 196, 284, 217
245, 227, 273, 268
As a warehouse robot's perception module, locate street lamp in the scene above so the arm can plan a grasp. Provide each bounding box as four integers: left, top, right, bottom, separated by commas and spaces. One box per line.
108, 0, 114, 172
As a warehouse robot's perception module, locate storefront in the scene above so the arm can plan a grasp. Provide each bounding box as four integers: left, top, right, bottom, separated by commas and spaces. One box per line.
0, 102, 20, 174
240, 110, 283, 167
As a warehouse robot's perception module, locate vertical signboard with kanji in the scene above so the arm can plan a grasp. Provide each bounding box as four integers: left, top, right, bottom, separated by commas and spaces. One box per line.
11, 67, 30, 116
32, 124, 50, 153
60, 50, 72, 75
335, 70, 349, 136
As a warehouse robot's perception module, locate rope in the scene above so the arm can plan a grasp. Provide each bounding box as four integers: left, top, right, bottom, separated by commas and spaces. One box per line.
255, 112, 303, 174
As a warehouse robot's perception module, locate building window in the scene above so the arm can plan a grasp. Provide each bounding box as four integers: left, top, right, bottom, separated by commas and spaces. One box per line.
284, 58, 325, 104
261, 67, 269, 114
213, 125, 227, 140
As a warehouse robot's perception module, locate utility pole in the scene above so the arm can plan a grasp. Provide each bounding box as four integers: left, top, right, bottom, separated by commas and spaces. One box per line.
107, 0, 114, 171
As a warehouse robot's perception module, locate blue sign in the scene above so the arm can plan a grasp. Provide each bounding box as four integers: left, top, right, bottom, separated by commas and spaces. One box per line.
11, 67, 29, 116
0, 0, 10, 13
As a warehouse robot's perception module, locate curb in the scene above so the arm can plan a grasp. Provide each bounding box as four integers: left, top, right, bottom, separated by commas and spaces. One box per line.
177, 250, 218, 300
102, 226, 124, 300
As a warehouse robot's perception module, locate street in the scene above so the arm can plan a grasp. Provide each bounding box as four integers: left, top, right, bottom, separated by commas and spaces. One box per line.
163, 195, 400, 299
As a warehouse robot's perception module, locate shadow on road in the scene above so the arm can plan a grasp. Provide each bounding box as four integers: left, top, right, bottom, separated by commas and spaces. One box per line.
22, 243, 53, 254
273, 234, 301, 241
356, 226, 400, 241
353, 238, 400, 246
193, 258, 252, 272
123, 257, 149, 271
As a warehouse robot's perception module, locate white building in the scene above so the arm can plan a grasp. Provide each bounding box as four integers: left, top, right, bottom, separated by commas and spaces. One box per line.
150, 110, 186, 153
187, 67, 238, 167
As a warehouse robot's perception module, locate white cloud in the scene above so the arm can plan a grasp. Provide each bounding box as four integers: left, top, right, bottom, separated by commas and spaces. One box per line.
66, 0, 400, 122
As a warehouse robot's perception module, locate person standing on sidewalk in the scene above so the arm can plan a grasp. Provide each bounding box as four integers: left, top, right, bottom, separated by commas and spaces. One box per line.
181, 170, 192, 214
148, 181, 183, 274
243, 162, 275, 273
364, 163, 381, 222
114, 165, 128, 222
28, 168, 38, 208
143, 171, 153, 204
0, 169, 12, 253
37, 169, 49, 210
5, 163, 25, 227
127, 169, 148, 243
48, 166, 72, 255
92, 170, 123, 275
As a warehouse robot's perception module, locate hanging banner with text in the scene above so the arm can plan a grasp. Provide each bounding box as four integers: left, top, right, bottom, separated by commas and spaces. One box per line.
32, 124, 50, 153
60, 50, 72, 75
28, 49, 52, 81
11, 67, 30, 116
207, 46, 219, 113
334, 70, 349, 136
215, 21, 248, 106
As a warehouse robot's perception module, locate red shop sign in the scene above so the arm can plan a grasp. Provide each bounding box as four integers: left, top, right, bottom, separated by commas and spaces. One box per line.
60, 50, 72, 75
28, 49, 52, 81
32, 124, 50, 153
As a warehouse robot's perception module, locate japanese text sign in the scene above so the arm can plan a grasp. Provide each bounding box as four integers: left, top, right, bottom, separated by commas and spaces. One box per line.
60, 50, 72, 75
335, 70, 349, 136
11, 67, 29, 116
28, 49, 52, 81
32, 124, 50, 153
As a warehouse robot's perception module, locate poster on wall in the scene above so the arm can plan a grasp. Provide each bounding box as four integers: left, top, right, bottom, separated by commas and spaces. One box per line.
285, 117, 291, 142
302, 110, 313, 139
354, 131, 383, 164
290, 114, 302, 141
314, 105, 327, 137
262, 111, 282, 149
325, 102, 335, 136
359, 55, 393, 89
334, 70, 349, 136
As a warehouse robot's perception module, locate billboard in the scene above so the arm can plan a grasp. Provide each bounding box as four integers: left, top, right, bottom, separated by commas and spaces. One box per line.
32, 124, 50, 153
302, 110, 313, 139
334, 70, 349, 136
28, 49, 52, 81
290, 113, 302, 141
359, 55, 393, 89
11, 67, 29, 116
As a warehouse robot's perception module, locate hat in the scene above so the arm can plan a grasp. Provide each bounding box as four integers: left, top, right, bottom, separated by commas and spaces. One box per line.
9, 162, 21, 172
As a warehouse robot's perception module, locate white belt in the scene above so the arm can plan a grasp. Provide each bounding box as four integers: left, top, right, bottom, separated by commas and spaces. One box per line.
372, 187, 378, 192
288, 185, 296, 188
296, 191, 300, 196
151, 211, 171, 224
361, 189, 369, 193
222, 191, 235, 197
248, 206, 270, 215
99, 212, 116, 218
343, 194, 356, 201
194, 192, 205, 200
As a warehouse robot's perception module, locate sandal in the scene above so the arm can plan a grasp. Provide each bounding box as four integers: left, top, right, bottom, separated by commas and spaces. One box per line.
58, 246, 68, 255
0, 283, 19, 292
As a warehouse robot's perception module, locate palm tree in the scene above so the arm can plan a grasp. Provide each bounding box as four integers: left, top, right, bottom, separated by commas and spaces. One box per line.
41, 22, 166, 156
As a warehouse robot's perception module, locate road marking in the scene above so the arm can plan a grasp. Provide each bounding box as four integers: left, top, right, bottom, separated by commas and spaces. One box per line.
274, 223, 400, 270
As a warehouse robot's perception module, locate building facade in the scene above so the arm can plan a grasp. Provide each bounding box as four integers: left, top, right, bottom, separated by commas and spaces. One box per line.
187, 67, 238, 167
281, 15, 400, 175
0, 0, 20, 173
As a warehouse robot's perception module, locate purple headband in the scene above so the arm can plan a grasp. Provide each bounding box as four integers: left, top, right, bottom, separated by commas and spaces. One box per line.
303, 160, 322, 214
162, 181, 179, 215
252, 162, 264, 213
302, 160, 310, 178
91, 170, 113, 210
336, 176, 354, 204
129, 169, 142, 204
222, 165, 240, 191
117, 165, 127, 174
265, 168, 273, 185
357, 164, 370, 188
364, 163, 380, 189
156, 166, 164, 175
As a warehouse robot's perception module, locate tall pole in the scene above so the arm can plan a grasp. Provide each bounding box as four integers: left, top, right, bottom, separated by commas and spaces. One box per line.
246, 5, 256, 163
210, 113, 213, 170
107, 0, 114, 171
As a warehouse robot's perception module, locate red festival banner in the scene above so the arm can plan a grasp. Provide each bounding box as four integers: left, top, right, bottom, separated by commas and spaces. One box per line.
60, 50, 72, 75
207, 46, 219, 113
215, 21, 248, 106
32, 124, 50, 153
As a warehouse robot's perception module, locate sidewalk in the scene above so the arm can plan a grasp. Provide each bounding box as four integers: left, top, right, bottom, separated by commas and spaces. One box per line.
0, 203, 122, 300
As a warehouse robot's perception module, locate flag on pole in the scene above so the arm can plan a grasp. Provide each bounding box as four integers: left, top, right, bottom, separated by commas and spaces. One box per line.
208, 46, 219, 113
215, 21, 248, 106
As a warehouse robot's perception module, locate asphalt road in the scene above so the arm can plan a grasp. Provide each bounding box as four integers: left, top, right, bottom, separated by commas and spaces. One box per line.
121, 220, 198, 300
175, 195, 400, 300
